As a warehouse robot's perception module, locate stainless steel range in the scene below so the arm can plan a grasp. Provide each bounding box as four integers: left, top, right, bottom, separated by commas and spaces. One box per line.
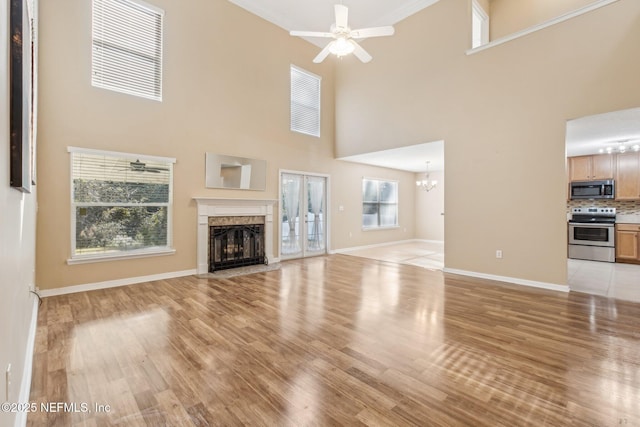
568, 207, 616, 262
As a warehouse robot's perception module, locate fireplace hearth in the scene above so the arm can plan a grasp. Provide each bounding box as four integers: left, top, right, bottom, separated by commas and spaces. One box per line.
194, 198, 277, 275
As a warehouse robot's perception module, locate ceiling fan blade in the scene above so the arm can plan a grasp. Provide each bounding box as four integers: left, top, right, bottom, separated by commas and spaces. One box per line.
349, 40, 372, 63
313, 42, 334, 63
335, 4, 348, 30
350, 26, 395, 39
290, 30, 334, 38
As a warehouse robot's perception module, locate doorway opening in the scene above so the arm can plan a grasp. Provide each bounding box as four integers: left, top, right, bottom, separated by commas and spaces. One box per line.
565, 107, 640, 301
337, 140, 445, 270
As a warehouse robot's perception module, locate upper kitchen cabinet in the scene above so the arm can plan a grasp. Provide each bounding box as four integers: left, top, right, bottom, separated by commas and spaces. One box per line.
616, 152, 640, 200
568, 155, 615, 181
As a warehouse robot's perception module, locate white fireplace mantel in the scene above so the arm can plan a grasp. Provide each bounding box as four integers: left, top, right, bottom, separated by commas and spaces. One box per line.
194, 198, 278, 274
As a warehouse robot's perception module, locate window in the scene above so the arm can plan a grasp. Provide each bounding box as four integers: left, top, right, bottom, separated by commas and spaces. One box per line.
68, 147, 175, 263
362, 178, 398, 229
471, 0, 489, 49
291, 65, 321, 137
92, 0, 164, 101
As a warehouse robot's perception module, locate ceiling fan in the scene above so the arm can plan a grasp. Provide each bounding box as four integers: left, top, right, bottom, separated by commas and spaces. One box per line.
290, 4, 394, 64
128, 160, 169, 173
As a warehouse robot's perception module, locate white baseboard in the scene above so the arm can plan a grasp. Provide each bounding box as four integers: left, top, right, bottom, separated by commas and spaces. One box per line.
331, 238, 437, 255
413, 239, 445, 245
38, 269, 197, 298
15, 296, 39, 427
443, 268, 569, 293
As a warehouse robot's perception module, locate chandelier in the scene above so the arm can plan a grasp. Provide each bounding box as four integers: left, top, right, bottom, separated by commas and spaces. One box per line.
416, 161, 438, 192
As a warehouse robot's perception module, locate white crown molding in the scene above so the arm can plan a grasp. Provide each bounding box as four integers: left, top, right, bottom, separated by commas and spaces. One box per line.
228, 0, 442, 36
228, 0, 296, 32
371, 0, 441, 27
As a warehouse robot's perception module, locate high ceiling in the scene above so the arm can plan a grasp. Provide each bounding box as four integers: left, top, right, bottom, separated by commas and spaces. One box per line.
228, 1, 638, 174
227, 0, 445, 173
228, 0, 440, 47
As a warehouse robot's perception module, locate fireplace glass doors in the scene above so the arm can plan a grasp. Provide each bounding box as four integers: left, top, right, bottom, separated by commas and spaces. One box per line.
280, 173, 327, 259
209, 218, 265, 272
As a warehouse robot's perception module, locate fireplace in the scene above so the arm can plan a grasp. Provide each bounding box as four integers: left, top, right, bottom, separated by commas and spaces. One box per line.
194, 198, 277, 275
209, 216, 266, 272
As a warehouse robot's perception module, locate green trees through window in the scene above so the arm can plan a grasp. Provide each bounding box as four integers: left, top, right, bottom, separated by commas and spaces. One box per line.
74, 180, 168, 253
69, 148, 174, 259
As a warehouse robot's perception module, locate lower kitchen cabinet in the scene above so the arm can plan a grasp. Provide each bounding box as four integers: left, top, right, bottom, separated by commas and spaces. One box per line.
616, 223, 640, 263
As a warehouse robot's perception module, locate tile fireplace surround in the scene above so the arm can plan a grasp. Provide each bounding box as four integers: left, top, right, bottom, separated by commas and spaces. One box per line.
194, 198, 277, 275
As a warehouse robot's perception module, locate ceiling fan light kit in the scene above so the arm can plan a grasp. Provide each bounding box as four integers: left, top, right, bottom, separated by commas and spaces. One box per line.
290, 4, 394, 64
329, 37, 355, 57
129, 160, 169, 173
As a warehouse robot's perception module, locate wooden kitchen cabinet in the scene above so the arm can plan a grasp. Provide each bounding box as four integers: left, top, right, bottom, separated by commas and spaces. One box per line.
616, 224, 640, 263
568, 154, 614, 181
615, 152, 640, 200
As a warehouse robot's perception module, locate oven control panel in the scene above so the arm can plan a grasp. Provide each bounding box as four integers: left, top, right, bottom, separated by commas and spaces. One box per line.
571, 207, 616, 215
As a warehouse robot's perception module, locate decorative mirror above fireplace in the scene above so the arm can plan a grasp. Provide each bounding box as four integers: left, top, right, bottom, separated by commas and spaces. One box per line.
205, 153, 267, 190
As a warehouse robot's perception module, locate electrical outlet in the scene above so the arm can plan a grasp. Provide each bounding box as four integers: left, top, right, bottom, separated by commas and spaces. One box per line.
496, 250, 503, 259
6, 364, 11, 401
349, 232, 353, 238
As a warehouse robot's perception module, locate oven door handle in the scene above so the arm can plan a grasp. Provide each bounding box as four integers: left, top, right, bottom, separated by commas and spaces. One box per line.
569, 223, 614, 228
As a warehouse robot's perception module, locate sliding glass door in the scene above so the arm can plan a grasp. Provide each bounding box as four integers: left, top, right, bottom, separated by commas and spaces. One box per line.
280, 172, 327, 259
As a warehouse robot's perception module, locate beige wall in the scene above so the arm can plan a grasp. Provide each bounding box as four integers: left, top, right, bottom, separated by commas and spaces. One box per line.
476, 0, 490, 16
490, 0, 600, 40
0, 0, 38, 424
415, 170, 445, 241
335, 0, 640, 286
36, 0, 416, 290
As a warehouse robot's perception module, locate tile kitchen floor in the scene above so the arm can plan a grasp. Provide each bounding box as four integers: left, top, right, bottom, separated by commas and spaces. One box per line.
568, 259, 640, 303
342, 242, 640, 303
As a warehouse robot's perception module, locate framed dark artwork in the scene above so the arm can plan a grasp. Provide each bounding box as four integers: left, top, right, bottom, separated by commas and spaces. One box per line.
9, 0, 37, 192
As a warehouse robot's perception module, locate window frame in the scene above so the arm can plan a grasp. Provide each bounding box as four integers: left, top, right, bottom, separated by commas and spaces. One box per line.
362, 177, 399, 231
67, 146, 176, 265
290, 64, 321, 138
91, 0, 164, 101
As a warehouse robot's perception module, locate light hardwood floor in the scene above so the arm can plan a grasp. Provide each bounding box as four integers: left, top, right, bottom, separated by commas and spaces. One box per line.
29, 255, 640, 426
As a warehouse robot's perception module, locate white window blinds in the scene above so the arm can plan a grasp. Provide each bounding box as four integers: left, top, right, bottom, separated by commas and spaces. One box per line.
92, 0, 164, 101
69, 147, 175, 260
291, 66, 321, 137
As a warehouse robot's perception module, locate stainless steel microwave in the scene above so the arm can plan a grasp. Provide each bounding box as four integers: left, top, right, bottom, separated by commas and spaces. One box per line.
570, 180, 615, 200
